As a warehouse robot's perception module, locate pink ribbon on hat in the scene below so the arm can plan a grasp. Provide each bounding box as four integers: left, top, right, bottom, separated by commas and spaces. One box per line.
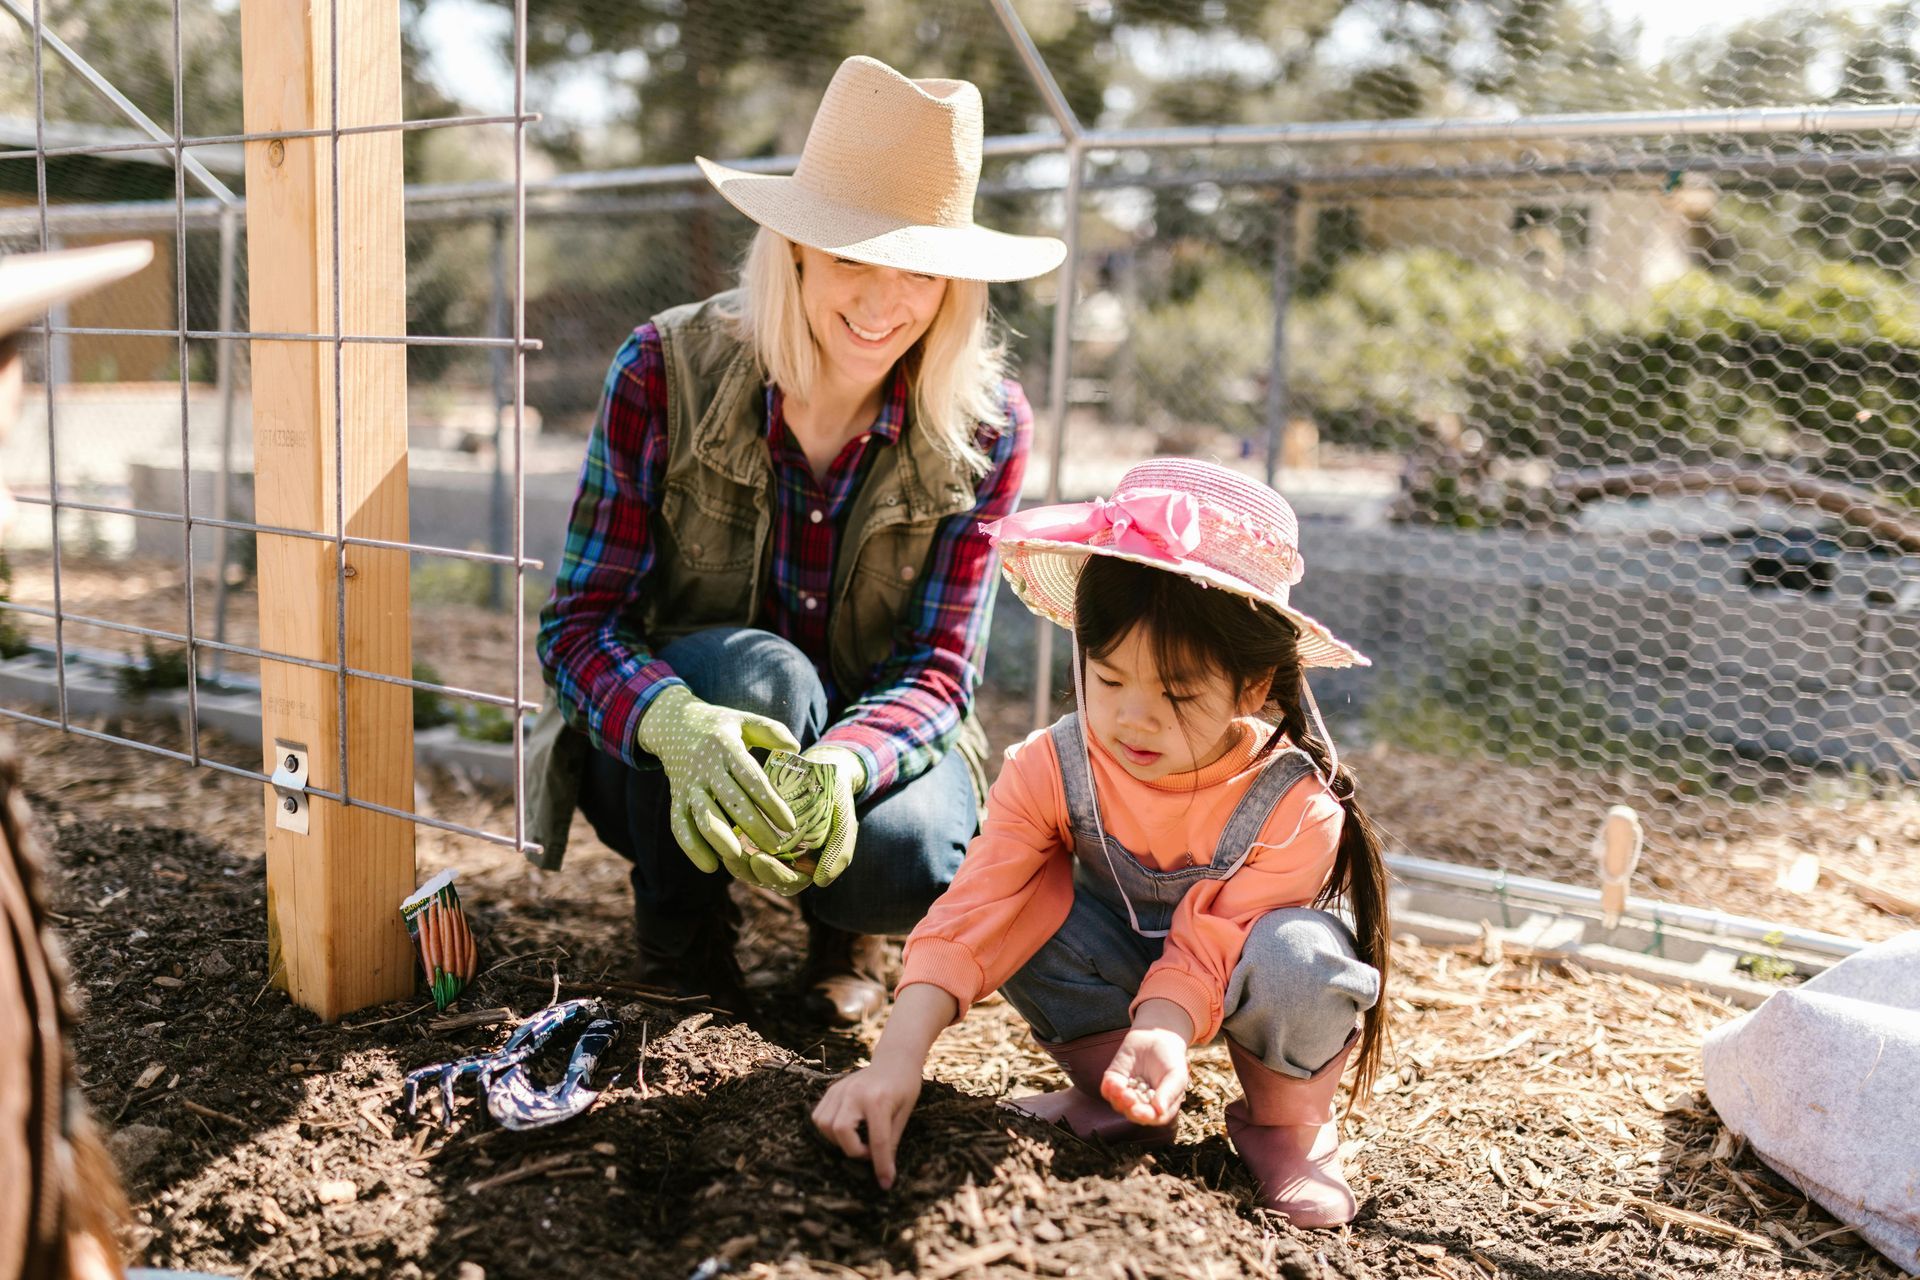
982, 488, 1203, 561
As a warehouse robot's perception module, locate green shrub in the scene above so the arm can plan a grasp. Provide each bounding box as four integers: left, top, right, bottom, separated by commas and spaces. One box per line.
1468, 261, 1920, 496
116, 638, 192, 698
1130, 264, 1273, 435
1293, 248, 1605, 453
412, 660, 455, 730
457, 702, 517, 744
1366, 622, 1726, 793
0, 552, 27, 661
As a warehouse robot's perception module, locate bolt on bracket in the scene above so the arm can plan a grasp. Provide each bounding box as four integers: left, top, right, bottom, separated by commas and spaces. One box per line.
271, 740, 310, 835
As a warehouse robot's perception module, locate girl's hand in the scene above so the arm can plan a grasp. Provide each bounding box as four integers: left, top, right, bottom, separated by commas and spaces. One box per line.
1100, 998, 1194, 1126
812, 1059, 922, 1189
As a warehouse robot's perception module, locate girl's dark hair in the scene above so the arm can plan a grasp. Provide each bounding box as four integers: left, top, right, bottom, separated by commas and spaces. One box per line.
1075, 554, 1391, 1099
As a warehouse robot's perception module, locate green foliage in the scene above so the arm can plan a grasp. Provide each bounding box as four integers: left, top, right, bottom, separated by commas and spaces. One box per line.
1736, 930, 1800, 984
1468, 261, 1920, 495
0, 552, 26, 662
1367, 622, 1726, 793
116, 638, 192, 698
456, 702, 517, 744
412, 660, 455, 731
1129, 264, 1273, 434
412, 559, 497, 608
1293, 249, 1603, 452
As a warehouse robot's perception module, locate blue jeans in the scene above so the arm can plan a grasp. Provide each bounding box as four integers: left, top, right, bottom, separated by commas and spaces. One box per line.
577, 628, 977, 941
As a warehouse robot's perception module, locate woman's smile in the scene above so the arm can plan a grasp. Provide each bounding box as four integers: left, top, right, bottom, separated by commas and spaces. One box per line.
841, 314, 902, 347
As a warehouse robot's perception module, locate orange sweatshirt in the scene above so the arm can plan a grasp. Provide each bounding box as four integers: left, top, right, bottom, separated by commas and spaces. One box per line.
898, 717, 1343, 1044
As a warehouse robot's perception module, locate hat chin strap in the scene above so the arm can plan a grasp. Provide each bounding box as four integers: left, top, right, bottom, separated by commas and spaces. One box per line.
1300, 673, 1341, 792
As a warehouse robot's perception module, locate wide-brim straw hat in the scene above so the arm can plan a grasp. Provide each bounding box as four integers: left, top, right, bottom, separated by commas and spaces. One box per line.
982, 458, 1370, 669
695, 55, 1065, 284
0, 241, 155, 339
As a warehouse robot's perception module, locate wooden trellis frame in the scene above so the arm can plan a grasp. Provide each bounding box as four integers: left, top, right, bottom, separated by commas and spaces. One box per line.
241, 0, 415, 1020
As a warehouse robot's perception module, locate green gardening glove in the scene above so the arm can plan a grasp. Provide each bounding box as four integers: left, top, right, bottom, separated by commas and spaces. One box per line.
781, 744, 864, 889
634, 685, 809, 895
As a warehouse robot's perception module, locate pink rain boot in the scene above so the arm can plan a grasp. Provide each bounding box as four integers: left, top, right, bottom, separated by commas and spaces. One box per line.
1005, 1028, 1177, 1145
1225, 1030, 1360, 1226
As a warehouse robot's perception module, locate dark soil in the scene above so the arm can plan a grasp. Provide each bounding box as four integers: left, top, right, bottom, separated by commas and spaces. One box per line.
17, 726, 1901, 1280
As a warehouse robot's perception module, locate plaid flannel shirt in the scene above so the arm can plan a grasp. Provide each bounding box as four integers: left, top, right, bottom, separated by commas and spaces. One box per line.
537, 323, 1031, 801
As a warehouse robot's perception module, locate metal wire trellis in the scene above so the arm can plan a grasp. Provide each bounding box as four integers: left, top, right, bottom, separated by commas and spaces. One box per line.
4, 0, 543, 854
4, 0, 1918, 912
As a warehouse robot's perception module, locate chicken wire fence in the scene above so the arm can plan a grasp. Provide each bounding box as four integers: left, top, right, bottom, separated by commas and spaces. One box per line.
2, 0, 1918, 875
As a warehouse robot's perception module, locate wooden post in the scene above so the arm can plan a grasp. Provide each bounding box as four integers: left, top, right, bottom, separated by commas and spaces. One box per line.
241, 0, 414, 1020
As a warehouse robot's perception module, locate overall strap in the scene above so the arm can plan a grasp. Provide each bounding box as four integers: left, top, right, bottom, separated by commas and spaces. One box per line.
1046, 713, 1096, 836
1210, 745, 1324, 877
1063, 638, 1169, 938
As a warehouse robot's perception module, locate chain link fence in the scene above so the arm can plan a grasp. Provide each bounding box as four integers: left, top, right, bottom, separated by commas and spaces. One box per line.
3, 0, 1917, 910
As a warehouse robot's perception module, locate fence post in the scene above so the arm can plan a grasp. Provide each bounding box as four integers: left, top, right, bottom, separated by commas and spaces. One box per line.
240, 0, 416, 1020
1264, 184, 1298, 491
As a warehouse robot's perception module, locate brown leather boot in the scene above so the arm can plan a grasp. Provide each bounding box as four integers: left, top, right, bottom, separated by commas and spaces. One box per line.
800, 917, 889, 1025
633, 897, 753, 1017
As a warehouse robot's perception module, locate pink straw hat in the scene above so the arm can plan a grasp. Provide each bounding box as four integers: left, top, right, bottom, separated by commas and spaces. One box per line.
982, 458, 1369, 669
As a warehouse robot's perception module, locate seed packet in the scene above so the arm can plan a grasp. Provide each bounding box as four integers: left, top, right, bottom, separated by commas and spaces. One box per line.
762, 749, 834, 863
401, 869, 477, 1010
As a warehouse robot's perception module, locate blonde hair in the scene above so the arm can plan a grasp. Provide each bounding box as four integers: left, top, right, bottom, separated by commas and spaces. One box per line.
723, 227, 1010, 475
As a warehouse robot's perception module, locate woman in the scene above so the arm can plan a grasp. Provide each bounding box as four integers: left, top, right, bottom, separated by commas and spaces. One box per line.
528, 55, 1065, 1024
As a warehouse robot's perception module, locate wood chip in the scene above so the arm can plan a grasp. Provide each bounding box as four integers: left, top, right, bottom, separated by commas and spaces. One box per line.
315, 1179, 357, 1205
1826, 864, 1920, 918
922, 1240, 1021, 1279
1454, 1028, 1540, 1064
133, 1061, 166, 1091
466, 1153, 578, 1196
430, 1007, 514, 1034
178, 1098, 245, 1127
1626, 1197, 1778, 1251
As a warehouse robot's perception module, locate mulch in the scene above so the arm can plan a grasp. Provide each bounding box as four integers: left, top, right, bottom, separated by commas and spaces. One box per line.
16, 712, 1905, 1280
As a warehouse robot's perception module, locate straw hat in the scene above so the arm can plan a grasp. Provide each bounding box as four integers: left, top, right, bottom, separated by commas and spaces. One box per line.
695, 55, 1065, 284
0, 241, 155, 339
982, 458, 1370, 669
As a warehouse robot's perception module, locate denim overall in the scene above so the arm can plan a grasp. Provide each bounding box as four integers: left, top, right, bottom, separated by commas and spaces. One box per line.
999, 715, 1380, 1078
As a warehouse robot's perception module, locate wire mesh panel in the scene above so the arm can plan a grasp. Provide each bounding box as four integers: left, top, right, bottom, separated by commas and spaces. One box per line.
0, 0, 543, 890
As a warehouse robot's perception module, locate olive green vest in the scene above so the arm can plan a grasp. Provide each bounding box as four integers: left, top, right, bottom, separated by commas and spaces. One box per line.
523, 291, 994, 869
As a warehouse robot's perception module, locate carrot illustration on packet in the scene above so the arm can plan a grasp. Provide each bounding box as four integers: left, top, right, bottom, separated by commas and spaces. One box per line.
401, 870, 478, 1010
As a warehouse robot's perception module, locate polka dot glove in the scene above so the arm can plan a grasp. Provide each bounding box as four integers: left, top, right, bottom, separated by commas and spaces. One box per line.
634, 684, 807, 894
794, 745, 864, 889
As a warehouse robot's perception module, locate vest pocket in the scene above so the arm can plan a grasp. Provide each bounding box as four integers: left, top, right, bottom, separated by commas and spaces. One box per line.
660, 481, 757, 571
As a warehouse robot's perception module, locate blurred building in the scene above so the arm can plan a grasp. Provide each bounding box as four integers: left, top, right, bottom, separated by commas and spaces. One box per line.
0, 117, 244, 385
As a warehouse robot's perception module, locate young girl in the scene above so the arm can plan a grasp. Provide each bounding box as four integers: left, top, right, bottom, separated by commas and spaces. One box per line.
812, 458, 1391, 1227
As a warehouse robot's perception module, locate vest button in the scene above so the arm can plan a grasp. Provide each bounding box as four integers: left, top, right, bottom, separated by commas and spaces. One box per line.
803, 595, 817, 610
809, 509, 823, 524
900, 565, 916, 582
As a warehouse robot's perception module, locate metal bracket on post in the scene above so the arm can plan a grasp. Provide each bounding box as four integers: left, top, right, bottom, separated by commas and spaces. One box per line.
271, 740, 310, 835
